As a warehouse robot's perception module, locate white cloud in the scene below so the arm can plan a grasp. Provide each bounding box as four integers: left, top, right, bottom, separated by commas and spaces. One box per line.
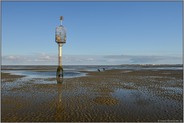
2, 54, 182, 65
2, 54, 57, 65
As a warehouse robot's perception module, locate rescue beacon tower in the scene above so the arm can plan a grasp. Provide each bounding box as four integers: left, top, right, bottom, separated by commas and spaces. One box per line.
55, 16, 66, 78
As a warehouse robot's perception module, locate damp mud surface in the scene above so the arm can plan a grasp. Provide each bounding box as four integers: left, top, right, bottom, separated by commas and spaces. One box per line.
1, 67, 183, 122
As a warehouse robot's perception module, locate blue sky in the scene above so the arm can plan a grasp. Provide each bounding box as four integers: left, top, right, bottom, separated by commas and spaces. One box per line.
2, 2, 182, 65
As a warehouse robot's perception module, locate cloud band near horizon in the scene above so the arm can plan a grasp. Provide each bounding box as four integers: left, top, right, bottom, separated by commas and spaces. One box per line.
2, 54, 182, 65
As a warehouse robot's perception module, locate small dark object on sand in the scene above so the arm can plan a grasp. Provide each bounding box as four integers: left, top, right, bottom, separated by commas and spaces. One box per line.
103, 68, 105, 71
98, 69, 101, 72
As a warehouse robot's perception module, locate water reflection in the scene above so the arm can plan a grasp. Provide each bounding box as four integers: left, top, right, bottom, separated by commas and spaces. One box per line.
55, 79, 65, 121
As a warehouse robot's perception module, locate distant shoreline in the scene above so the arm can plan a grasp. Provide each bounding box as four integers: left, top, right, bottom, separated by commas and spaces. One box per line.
1, 64, 183, 66
1, 64, 183, 70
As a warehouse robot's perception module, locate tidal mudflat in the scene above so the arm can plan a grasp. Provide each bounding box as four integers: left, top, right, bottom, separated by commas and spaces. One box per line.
1, 65, 183, 122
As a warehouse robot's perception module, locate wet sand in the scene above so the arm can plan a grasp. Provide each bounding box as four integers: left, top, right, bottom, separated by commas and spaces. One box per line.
1, 69, 183, 122
1, 72, 25, 82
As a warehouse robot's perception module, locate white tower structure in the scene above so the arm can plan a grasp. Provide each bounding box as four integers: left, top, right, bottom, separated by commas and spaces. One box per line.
55, 16, 66, 78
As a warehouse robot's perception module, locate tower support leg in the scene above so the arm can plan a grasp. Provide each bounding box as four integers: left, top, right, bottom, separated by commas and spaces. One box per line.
56, 66, 64, 78
56, 66, 64, 84
56, 43, 64, 81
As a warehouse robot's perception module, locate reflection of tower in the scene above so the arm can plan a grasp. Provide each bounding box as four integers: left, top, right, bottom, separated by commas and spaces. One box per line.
55, 16, 66, 78
55, 84, 65, 121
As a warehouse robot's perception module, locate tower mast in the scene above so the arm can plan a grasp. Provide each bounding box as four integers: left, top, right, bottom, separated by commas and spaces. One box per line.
55, 16, 66, 79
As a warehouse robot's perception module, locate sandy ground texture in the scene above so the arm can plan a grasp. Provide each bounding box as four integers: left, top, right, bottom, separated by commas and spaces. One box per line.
1, 69, 183, 122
